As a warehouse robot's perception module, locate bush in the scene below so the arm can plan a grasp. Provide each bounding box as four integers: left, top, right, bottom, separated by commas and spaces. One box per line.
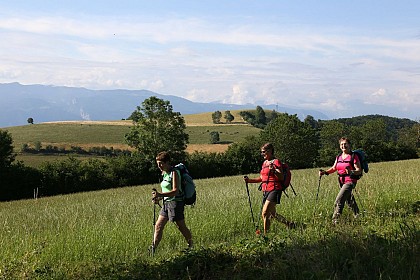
225, 136, 262, 175
0, 163, 42, 201
210, 131, 220, 144
187, 151, 232, 179
106, 153, 156, 186
0, 129, 15, 169
34, 141, 42, 151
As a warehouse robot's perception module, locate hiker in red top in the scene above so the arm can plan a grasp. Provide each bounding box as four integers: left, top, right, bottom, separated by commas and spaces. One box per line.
319, 137, 362, 224
244, 143, 295, 234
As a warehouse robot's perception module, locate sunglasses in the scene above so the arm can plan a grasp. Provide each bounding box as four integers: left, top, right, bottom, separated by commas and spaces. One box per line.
261, 150, 268, 154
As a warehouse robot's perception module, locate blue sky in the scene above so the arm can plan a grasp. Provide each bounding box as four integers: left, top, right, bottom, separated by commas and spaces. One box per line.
1, 0, 419, 120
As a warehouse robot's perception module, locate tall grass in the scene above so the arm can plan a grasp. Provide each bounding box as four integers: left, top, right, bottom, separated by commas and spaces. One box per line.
1, 160, 419, 279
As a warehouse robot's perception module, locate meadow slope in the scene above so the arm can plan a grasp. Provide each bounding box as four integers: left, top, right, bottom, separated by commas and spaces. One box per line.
0, 159, 419, 279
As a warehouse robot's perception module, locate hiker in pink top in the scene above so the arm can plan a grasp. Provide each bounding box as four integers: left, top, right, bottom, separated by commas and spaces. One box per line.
319, 137, 362, 224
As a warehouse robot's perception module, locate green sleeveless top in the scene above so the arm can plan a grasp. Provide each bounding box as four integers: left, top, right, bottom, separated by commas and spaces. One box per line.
161, 169, 183, 202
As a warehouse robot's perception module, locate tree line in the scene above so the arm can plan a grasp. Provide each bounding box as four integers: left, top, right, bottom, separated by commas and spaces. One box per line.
1, 97, 418, 201
21, 142, 131, 156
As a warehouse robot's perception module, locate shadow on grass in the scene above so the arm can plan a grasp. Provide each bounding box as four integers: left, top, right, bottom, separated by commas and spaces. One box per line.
215, 141, 233, 144
82, 221, 419, 280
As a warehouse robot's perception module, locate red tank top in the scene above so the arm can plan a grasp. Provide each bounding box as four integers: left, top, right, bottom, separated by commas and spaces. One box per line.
260, 159, 282, 191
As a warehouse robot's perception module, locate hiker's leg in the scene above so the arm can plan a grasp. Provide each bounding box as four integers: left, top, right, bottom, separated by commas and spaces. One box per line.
274, 213, 295, 228
153, 215, 168, 249
175, 219, 193, 247
269, 191, 294, 228
333, 184, 352, 222
170, 201, 192, 247
153, 201, 176, 249
347, 191, 359, 216
262, 200, 275, 234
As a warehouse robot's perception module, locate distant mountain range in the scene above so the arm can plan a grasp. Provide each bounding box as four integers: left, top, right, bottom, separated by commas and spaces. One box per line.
0, 82, 328, 128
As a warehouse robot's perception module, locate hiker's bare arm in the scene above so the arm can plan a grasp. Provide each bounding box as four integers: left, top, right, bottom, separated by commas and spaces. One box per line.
349, 158, 362, 176
320, 158, 338, 176
270, 162, 283, 178
244, 176, 262, 184
165, 171, 180, 197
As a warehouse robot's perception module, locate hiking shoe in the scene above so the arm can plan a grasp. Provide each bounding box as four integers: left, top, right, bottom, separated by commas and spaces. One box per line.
287, 221, 296, 229
148, 245, 156, 255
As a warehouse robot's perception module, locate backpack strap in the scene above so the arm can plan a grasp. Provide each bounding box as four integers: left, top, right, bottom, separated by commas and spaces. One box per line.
350, 152, 355, 170
261, 159, 281, 191
336, 153, 351, 186
167, 169, 183, 200
263, 160, 272, 191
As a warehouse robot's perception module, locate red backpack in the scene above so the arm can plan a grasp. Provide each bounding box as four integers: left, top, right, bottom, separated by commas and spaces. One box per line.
260, 159, 296, 196
280, 162, 292, 191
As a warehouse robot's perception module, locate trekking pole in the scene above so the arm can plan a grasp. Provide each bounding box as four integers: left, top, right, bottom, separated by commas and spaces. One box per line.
150, 188, 158, 257
289, 183, 297, 196
316, 172, 322, 202
244, 177, 260, 235
312, 171, 323, 221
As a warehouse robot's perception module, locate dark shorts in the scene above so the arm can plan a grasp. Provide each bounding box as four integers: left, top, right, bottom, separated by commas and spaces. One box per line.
263, 190, 282, 205
160, 200, 185, 222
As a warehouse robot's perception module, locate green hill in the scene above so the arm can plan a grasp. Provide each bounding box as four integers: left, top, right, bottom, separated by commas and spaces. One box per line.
4, 111, 260, 166
6, 111, 259, 149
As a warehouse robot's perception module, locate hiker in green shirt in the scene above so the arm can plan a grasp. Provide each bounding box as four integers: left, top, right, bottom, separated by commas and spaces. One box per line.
151, 151, 193, 252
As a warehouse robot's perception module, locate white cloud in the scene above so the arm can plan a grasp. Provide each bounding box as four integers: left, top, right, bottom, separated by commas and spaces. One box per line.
372, 88, 387, 97
186, 88, 209, 102
365, 87, 419, 108
149, 80, 165, 92
319, 99, 346, 112
1, 11, 420, 120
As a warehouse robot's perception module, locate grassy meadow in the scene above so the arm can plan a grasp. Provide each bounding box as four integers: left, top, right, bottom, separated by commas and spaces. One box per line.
1, 159, 419, 279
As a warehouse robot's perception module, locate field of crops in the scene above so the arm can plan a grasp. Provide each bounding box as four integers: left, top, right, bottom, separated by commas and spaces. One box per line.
1, 159, 418, 279
6, 111, 260, 166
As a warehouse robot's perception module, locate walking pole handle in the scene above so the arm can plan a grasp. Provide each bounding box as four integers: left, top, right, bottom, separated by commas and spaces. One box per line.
152, 188, 158, 203
319, 169, 330, 177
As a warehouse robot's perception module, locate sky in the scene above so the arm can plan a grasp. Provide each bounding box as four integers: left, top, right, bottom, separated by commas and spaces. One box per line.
1, 0, 419, 120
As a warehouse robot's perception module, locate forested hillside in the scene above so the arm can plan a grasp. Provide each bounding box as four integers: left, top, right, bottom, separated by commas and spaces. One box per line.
322, 114, 417, 141
237, 108, 419, 166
